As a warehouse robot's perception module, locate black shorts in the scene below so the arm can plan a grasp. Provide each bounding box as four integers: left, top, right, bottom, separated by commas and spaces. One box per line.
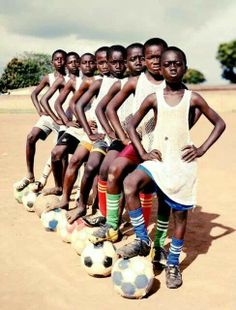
56, 132, 80, 154
108, 139, 125, 152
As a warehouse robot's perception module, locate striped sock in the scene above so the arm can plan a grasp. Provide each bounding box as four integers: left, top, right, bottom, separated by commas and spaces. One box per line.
167, 237, 184, 266
98, 179, 107, 216
153, 214, 169, 248
106, 193, 121, 230
139, 192, 153, 227
129, 208, 150, 244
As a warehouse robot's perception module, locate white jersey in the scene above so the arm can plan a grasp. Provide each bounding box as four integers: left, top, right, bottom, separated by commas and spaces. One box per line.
48, 73, 61, 113
141, 89, 197, 205
133, 72, 166, 152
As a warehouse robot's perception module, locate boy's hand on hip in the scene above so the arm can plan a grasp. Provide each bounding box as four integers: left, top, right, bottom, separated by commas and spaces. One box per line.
181, 145, 203, 162
142, 149, 162, 161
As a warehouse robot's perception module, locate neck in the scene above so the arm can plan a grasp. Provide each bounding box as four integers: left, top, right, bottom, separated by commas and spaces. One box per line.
165, 81, 184, 91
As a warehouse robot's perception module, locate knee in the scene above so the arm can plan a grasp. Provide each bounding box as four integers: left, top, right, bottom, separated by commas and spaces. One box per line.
84, 162, 96, 176
68, 156, 81, 170
123, 174, 138, 196
108, 164, 122, 184
51, 148, 63, 162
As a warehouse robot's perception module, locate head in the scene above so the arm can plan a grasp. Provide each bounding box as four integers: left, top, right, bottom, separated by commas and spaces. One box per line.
95, 46, 110, 76
66, 52, 80, 75
107, 45, 126, 78
126, 43, 145, 76
161, 46, 187, 83
51, 49, 67, 73
80, 53, 96, 77
143, 38, 168, 76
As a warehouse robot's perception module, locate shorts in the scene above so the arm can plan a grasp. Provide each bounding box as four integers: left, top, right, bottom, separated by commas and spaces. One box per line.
118, 143, 142, 166
91, 140, 108, 156
34, 115, 60, 140
137, 165, 193, 211
56, 132, 80, 154
108, 139, 125, 152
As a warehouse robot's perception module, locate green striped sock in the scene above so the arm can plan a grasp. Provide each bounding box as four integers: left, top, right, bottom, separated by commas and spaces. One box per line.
154, 214, 169, 248
106, 193, 121, 230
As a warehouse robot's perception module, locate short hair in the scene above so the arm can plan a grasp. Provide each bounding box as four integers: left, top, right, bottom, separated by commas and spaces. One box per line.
107, 45, 127, 60
162, 46, 187, 66
143, 38, 168, 53
95, 46, 109, 57
66, 52, 80, 61
80, 53, 96, 62
52, 49, 67, 60
126, 42, 144, 54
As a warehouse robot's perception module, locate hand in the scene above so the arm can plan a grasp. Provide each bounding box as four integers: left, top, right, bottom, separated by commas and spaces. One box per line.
141, 149, 162, 161
66, 121, 80, 128
181, 145, 204, 162
89, 133, 105, 141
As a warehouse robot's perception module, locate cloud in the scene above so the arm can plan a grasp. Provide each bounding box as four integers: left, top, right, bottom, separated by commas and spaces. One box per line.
0, 0, 235, 84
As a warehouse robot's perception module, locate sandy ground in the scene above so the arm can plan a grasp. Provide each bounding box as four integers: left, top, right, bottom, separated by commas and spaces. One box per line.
0, 95, 235, 310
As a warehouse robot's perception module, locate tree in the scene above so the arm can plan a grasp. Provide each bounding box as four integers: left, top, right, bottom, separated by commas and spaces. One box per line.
216, 39, 236, 83
0, 52, 52, 93
183, 68, 206, 84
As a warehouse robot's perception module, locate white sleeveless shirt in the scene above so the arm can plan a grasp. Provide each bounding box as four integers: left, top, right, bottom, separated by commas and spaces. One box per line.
141, 89, 197, 206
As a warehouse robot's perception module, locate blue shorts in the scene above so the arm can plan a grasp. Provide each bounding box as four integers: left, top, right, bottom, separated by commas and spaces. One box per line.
137, 165, 193, 211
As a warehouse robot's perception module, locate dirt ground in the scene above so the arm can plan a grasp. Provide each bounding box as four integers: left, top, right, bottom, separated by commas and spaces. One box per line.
0, 95, 235, 310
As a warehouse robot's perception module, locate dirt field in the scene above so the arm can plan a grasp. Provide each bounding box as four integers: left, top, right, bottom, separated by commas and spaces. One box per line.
0, 94, 235, 310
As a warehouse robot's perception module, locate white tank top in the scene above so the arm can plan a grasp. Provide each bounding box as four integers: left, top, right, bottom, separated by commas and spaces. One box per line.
133, 72, 166, 151
141, 89, 197, 205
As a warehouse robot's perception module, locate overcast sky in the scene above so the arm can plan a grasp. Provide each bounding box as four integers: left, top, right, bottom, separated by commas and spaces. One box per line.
0, 0, 235, 84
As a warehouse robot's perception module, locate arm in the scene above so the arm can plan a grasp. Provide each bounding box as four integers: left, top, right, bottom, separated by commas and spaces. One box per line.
75, 79, 104, 141
127, 93, 162, 161
54, 79, 75, 125
182, 92, 226, 162
95, 81, 121, 139
31, 75, 50, 116
107, 78, 137, 144
40, 77, 65, 123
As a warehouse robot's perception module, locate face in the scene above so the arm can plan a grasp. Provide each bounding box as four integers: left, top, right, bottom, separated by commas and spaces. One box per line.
66, 55, 80, 75
80, 55, 96, 77
108, 51, 126, 78
52, 52, 66, 71
161, 50, 187, 83
126, 47, 145, 76
144, 45, 166, 76
96, 51, 109, 76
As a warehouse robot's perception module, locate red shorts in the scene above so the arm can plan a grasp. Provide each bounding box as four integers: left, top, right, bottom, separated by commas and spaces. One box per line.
118, 143, 142, 166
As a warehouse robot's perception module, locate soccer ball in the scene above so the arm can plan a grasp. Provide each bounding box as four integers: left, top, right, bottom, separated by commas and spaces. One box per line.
22, 190, 40, 212
41, 208, 66, 231
13, 183, 34, 204
71, 226, 96, 255
81, 241, 118, 277
57, 217, 85, 243
34, 194, 60, 217
111, 256, 154, 299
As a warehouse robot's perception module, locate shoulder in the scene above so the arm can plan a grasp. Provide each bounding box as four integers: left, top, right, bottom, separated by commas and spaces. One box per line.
190, 91, 206, 107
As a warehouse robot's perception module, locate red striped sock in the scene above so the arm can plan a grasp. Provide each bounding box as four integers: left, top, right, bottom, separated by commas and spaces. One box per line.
139, 192, 153, 227
98, 178, 107, 216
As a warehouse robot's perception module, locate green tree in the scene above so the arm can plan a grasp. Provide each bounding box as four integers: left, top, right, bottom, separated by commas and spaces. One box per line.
183, 68, 206, 84
0, 52, 52, 93
216, 39, 236, 83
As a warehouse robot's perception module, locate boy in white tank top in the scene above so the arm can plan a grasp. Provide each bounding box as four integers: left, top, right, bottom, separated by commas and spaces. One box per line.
15, 49, 67, 191
116, 47, 226, 289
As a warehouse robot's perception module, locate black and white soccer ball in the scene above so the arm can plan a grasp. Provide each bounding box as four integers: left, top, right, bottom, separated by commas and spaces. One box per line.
81, 241, 118, 277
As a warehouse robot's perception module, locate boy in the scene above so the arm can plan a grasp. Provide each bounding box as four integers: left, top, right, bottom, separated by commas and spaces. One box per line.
116, 46, 226, 289
58, 45, 127, 222
89, 38, 168, 243
42, 53, 97, 195
15, 49, 67, 191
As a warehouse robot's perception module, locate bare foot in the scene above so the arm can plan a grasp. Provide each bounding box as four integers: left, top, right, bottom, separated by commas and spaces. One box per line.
43, 187, 62, 196
66, 207, 86, 224
46, 200, 69, 212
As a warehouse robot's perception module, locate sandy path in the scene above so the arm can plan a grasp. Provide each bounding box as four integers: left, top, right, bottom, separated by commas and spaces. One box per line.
0, 111, 235, 310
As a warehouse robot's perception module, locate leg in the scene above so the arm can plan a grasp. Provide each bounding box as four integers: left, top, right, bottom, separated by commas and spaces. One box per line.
43, 144, 69, 195
67, 152, 104, 224
165, 209, 188, 289
47, 144, 89, 211
32, 156, 52, 192
16, 127, 46, 190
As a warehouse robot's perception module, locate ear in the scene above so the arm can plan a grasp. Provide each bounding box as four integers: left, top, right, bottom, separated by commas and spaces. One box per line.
184, 65, 188, 74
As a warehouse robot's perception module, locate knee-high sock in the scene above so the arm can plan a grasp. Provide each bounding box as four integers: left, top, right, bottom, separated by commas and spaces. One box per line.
98, 178, 107, 216
128, 208, 150, 244
153, 213, 169, 249
106, 193, 121, 229
167, 237, 184, 266
39, 157, 51, 185
139, 192, 153, 227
